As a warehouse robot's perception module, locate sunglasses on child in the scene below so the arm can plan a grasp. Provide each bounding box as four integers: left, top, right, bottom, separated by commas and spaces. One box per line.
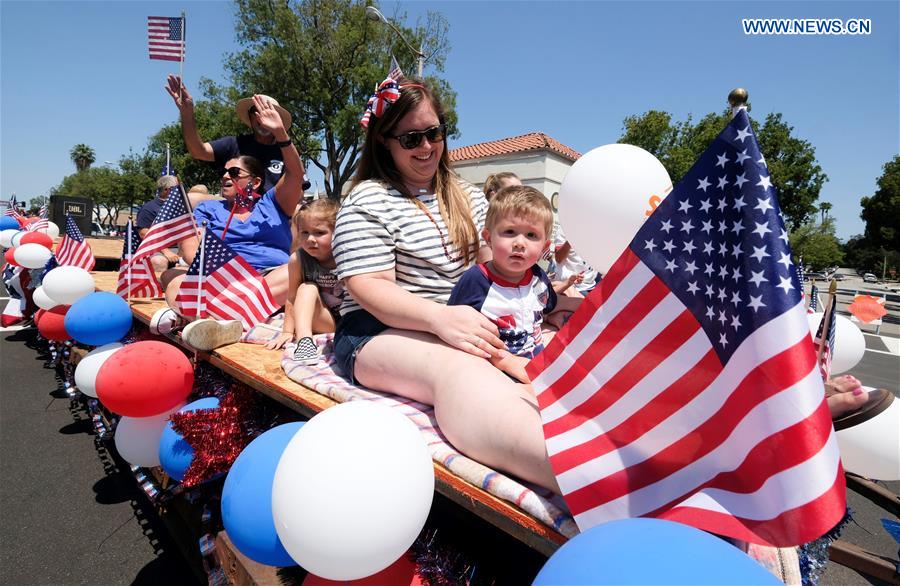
388, 124, 447, 150
225, 167, 252, 179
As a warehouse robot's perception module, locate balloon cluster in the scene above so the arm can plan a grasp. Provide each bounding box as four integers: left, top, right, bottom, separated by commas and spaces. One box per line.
219, 401, 435, 581
0, 220, 61, 268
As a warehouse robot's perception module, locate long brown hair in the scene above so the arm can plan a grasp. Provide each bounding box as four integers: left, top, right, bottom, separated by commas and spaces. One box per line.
353, 79, 480, 265
483, 172, 520, 201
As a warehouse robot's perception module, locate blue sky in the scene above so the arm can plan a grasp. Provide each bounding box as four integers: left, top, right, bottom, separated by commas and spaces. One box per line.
2, 1, 897, 240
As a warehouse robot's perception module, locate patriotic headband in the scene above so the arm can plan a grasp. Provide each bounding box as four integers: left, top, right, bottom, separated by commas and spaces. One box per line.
359, 77, 425, 129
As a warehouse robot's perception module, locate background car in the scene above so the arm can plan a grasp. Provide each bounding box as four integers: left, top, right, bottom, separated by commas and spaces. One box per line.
863, 273, 878, 283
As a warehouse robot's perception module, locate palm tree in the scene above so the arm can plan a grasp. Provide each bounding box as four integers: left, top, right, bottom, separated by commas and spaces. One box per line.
70, 144, 96, 172
819, 201, 833, 223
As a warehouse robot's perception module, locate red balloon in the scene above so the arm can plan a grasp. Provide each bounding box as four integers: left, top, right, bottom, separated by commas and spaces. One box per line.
4, 248, 20, 267
95, 341, 194, 417
302, 554, 424, 586
20, 231, 53, 249
36, 305, 71, 341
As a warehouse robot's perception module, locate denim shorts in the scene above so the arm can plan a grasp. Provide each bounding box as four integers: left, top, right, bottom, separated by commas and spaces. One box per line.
332, 309, 389, 384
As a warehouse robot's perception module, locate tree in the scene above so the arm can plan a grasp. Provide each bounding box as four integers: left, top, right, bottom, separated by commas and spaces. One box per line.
619, 109, 827, 230
219, 0, 455, 198
789, 218, 844, 270
860, 156, 900, 251
50, 166, 152, 228
69, 144, 96, 172
818, 201, 832, 223
28, 195, 48, 215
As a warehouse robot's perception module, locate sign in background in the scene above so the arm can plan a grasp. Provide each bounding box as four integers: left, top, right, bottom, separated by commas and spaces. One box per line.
50, 195, 93, 236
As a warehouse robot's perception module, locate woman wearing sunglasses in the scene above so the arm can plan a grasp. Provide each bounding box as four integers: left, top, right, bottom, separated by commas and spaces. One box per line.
330, 78, 559, 493
152, 95, 306, 348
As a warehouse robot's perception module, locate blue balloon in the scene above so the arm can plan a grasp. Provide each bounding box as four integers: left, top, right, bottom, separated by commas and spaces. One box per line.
158, 397, 220, 482
533, 518, 780, 585
64, 292, 133, 346
222, 422, 304, 567
0, 217, 19, 231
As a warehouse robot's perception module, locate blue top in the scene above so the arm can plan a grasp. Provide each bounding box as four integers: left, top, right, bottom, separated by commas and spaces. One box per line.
448, 263, 556, 358
193, 187, 291, 271
136, 197, 164, 229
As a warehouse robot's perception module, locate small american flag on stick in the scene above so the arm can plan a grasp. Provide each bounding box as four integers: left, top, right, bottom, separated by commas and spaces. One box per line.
174, 228, 278, 332
117, 219, 163, 299
526, 109, 844, 547
148, 16, 185, 62
55, 216, 95, 271
133, 186, 196, 262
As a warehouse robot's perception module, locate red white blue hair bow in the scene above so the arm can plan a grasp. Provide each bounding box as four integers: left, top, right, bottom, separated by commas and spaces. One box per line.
359, 77, 402, 129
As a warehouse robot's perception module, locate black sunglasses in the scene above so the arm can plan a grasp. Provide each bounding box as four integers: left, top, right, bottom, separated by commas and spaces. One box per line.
225, 167, 251, 179
388, 124, 447, 150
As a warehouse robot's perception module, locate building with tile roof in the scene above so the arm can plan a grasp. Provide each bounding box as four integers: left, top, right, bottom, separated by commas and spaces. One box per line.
449, 132, 581, 212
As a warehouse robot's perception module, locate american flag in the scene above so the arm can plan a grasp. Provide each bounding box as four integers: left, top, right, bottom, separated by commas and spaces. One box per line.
813, 293, 836, 381
526, 109, 844, 547
117, 219, 163, 299
133, 186, 196, 262
389, 54, 404, 80
26, 202, 50, 233
148, 16, 185, 62
174, 229, 278, 332
55, 216, 95, 271
808, 283, 820, 313
4, 194, 21, 218
39, 203, 48, 218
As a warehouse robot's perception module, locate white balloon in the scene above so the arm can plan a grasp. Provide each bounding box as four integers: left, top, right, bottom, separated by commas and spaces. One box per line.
559, 144, 672, 274
806, 313, 866, 374
13, 242, 53, 269
33, 286, 58, 310
0, 229, 18, 248
10, 230, 26, 247
836, 396, 900, 480
37, 221, 60, 239
74, 343, 123, 397
42, 266, 95, 305
272, 402, 434, 580
115, 403, 185, 467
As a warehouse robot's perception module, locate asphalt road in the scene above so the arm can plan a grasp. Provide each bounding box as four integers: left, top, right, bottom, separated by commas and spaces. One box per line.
0, 328, 199, 585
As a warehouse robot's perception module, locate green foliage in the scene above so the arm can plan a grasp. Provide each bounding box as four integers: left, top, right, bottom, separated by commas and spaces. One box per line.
50, 165, 154, 228
860, 155, 900, 250
69, 143, 96, 172
220, 0, 455, 198
789, 218, 844, 270
27, 195, 48, 215
618, 109, 827, 230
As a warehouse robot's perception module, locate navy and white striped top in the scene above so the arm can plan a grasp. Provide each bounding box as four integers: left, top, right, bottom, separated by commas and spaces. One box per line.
332, 179, 488, 315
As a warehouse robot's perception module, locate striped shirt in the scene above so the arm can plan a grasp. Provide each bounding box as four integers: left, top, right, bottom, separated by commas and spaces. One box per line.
332, 179, 488, 315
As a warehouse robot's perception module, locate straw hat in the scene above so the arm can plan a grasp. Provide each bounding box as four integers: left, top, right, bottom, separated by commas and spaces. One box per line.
235, 95, 292, 130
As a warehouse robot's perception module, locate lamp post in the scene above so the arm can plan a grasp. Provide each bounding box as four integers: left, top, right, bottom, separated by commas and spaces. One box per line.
366, 5, 425, 77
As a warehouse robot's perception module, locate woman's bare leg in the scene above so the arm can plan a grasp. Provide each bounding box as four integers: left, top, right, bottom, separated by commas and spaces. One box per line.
263, 265, 290, 306
293, 283, 336, 338
354, 329, 560, 493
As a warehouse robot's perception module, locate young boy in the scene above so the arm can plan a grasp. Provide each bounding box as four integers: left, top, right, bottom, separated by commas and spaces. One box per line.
448, 185, 581, 382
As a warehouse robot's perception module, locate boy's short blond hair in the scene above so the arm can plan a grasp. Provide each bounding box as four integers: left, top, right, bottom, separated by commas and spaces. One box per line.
484, 185, 554, 237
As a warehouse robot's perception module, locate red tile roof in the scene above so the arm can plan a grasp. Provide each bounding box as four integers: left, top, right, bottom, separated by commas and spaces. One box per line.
449, 132, 581, 163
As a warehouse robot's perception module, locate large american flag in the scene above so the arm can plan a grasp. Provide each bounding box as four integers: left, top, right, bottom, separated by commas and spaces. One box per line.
117, 219, 162, 299
526, 109, 844, 547
148, 16, 185, 62
55, 216, 96, 271
133, 186, 196, 262
174, 229, 278, 332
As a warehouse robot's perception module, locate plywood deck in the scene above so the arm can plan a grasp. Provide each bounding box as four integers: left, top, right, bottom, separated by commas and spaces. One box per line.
91, 271, 567, 555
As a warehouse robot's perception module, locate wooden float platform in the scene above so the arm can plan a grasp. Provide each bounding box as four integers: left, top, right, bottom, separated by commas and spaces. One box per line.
90, 271, 569, 557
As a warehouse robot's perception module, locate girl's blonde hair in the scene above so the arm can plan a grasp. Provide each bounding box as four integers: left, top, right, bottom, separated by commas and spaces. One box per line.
353, 78, 480, 265
290, 198, 340, 254
483, 172, 520, 201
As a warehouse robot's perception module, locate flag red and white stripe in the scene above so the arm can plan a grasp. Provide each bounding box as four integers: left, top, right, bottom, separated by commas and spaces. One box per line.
148, 16, 185, 62
526, 109, 844, 547
174, 230, 278, 332
56, 216, 95, 271
117, 220, 163, 299
133, 186, 196, 262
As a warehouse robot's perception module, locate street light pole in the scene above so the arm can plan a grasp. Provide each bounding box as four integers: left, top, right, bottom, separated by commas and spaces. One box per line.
366, 6, 425, 77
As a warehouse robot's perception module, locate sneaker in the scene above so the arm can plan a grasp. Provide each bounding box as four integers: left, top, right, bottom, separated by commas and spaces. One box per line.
181, 319, 242, 351
150, 308, 185, 335
292, 336, 319, 365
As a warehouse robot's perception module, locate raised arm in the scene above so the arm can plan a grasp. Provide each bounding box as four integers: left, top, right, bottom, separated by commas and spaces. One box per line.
165, 75, 215, 162
251, 95, 305, 216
